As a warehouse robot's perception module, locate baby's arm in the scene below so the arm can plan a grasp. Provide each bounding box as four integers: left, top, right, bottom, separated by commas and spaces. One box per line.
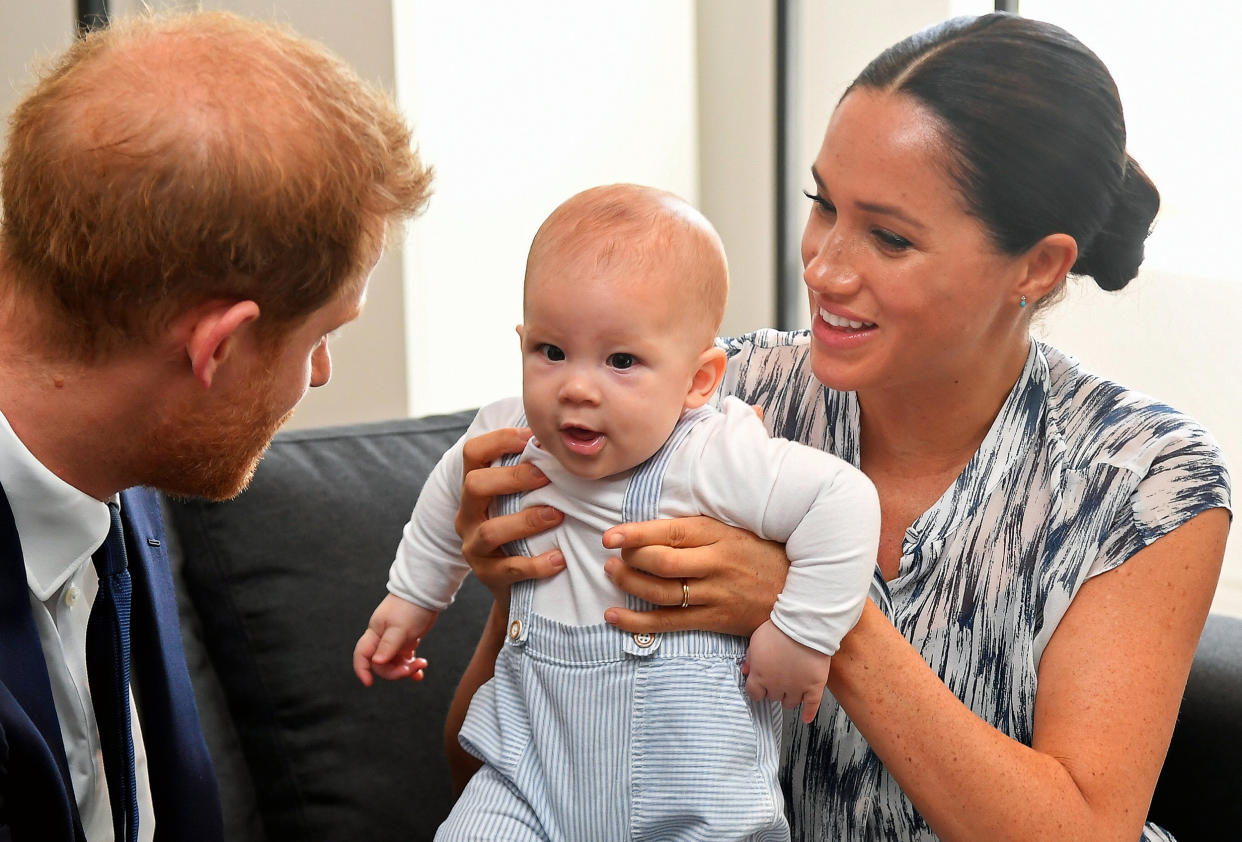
744, 620, 832, 722
356, 399, 528, 687
353, 594, 438, 686
684, 398, 881, 719
353, 430, 463, 688
747, 449, 878, 720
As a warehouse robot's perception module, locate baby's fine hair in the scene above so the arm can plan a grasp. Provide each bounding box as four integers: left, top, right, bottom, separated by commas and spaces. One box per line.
525, 184, 729, 341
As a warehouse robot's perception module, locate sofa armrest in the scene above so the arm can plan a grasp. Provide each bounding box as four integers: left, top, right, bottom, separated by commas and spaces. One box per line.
164, 411, 489, 842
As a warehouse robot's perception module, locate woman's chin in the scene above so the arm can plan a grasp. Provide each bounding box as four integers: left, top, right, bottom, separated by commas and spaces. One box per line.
809, 344, 865, 394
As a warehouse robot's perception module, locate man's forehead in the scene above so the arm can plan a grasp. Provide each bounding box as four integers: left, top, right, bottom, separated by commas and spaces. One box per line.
337, 276, 369, 324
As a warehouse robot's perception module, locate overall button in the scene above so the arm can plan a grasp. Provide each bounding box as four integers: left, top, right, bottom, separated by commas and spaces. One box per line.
64, 585, 82, 607
508, 620, 522, 640
633, 632, 655, 648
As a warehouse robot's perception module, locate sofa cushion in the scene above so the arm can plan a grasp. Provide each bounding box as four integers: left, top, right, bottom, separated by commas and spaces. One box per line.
164, 411, 490, 842
1148, 613, 1242, 837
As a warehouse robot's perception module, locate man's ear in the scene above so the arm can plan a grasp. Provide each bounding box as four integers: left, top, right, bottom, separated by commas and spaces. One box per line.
516, 324, 525, 349
684, 347, 727, 410
185, 300, 261, 388
1018, 232, 1078, 308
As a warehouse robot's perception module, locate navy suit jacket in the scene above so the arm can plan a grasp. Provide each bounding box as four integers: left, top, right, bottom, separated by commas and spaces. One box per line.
0, 484, 223, 841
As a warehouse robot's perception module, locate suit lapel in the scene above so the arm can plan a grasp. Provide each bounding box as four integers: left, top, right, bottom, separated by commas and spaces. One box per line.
0, 481, 86, 839
0, 483, 223, 841
122, 487, 224, 841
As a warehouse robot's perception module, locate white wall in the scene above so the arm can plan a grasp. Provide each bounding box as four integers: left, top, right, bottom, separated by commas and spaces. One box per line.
395, 1, 700, 417
0, 1, 75, 159
697, 0, 777, 337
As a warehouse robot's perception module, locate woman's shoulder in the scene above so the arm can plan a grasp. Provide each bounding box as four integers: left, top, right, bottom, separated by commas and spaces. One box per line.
1037, 343, 1231, 576
1039, 342, 1228, 483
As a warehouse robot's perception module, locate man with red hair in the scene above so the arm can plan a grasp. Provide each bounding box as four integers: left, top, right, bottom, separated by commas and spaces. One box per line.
0, 12, 431, 841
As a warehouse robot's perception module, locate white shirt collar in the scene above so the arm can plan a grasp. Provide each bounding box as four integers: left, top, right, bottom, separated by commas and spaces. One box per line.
0, 407, 110, 600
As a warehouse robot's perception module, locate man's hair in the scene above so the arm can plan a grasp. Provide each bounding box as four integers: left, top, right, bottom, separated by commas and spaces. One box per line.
525, 184, 728, 344
0, 11, 433, 360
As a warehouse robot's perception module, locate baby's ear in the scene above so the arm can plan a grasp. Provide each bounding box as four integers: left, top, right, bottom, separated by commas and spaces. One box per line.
684, 347, 727, 410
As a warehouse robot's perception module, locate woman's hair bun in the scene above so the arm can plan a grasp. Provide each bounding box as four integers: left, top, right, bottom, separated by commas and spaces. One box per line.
1072, 157, 1160, 291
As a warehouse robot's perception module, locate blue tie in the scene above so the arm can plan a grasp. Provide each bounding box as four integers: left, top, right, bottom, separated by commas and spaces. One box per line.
86, 501, 139, 842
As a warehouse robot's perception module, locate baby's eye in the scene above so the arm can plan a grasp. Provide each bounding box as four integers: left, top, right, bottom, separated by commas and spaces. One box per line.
539, 344, 565, 361
607, 352, 635, 370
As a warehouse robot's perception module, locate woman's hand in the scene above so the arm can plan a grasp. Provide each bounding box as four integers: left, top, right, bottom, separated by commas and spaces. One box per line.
454, 426, 565, 601
445, 426, 567, 791
600, 516, 789, 636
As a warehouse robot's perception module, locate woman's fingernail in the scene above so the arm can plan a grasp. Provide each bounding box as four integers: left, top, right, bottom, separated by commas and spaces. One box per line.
548, 551, 565, 570
602, 530, 621, 549
603, 558, 616, 578
540, 507, 559, 523
604, 609, 618, 625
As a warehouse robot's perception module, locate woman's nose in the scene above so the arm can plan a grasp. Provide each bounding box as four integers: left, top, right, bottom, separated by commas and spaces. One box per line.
802, 229, 861, 295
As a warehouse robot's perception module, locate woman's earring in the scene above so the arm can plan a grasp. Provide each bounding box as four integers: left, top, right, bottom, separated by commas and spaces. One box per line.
1019, 295, 1028, 309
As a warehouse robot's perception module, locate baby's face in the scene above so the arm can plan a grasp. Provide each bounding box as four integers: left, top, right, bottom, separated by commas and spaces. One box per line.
520, 259, 707, 480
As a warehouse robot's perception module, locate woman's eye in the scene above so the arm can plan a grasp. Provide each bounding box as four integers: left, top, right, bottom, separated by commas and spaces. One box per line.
874, 229, 913, 251
607, 352, 635, 370
803, 189, 835, 215
539, 344, 565, 361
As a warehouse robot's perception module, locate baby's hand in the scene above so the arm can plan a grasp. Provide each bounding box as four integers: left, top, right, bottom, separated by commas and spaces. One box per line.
743, 620, 832, 723
352, 594, 437, 687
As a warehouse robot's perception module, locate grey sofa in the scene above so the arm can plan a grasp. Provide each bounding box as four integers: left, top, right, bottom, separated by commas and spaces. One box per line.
160, 411, 1241, 841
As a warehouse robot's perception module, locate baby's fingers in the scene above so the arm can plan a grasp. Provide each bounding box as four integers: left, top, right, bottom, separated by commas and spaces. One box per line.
744, 673, 769, 704
800, 684, 825, 723
372, 625, 413, 665
372, 655, 429, 682
352, 630, 380, 686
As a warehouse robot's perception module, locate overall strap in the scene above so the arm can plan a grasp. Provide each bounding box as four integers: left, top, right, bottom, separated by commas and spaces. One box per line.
620, 405, 715, 614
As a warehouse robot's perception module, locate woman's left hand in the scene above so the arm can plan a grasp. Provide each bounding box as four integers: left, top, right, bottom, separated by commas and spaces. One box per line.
600, 515, 788, 637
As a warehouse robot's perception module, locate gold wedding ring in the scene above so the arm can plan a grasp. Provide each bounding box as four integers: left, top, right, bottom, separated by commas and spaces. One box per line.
680, 578, 690, 609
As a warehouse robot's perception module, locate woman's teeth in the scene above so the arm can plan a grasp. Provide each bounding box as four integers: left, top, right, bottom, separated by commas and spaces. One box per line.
820, 309, 874, 330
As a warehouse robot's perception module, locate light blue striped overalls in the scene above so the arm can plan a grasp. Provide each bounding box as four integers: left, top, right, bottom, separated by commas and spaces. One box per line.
437, 407, 789, 841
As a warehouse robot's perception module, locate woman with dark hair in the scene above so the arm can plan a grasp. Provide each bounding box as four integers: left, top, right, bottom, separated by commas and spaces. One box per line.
447, 14, 1230, 840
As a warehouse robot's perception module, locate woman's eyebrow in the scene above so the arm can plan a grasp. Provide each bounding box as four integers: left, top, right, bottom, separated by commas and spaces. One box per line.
810, 165, 928, 232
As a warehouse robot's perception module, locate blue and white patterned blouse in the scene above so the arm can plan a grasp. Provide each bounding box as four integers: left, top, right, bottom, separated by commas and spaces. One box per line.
717, 330, 1232, 842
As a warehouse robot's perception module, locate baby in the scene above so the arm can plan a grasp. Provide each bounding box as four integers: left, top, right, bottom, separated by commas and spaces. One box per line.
354, 184, 880, 840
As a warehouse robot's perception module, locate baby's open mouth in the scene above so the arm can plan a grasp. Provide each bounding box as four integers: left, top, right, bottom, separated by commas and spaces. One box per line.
560, 425, 605, 455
